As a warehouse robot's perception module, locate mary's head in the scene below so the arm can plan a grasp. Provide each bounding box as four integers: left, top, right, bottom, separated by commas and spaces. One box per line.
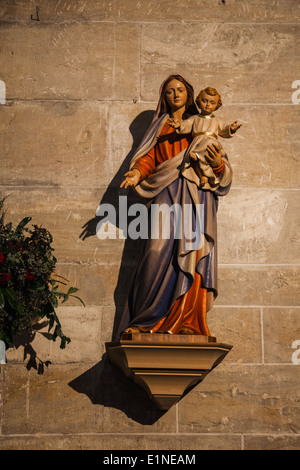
159, 74, 197, 118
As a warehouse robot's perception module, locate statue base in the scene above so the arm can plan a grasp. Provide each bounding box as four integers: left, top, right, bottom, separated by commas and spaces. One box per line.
105, 333, 232, 411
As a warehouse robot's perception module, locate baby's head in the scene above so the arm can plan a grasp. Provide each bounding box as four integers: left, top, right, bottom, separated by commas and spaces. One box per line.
196, 87, 222, 115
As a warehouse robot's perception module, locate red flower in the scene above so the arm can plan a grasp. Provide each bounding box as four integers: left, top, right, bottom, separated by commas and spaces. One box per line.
0, 273, 11, 286
25, 271, 35, 281
6, 241, 22, 253
0, 252, 4, 264
13, 242, 22, 249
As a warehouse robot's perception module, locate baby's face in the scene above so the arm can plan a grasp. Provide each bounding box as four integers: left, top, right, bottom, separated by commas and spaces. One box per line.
197, 91, 219, 115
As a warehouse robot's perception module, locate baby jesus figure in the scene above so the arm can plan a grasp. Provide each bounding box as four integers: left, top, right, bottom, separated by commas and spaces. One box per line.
168, 87, 241, 188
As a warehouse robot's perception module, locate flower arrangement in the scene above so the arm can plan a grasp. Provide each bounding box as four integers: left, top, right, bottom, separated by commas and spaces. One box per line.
0, 196, 84, 350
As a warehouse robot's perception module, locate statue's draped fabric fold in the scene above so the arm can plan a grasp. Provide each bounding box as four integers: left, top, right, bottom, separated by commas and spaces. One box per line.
116, 94, 232, 338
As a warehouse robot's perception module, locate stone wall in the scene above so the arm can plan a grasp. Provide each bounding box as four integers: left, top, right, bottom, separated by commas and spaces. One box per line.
0, 0, 299, 450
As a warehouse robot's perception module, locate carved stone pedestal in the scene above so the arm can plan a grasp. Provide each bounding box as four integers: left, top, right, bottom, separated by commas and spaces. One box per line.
106, 333, 232, 410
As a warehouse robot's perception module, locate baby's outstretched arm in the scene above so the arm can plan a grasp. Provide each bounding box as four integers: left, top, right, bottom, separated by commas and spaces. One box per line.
167, 118, 181, 129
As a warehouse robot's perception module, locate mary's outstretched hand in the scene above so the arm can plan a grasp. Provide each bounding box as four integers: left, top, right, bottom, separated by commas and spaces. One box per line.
120, 169, 141, 189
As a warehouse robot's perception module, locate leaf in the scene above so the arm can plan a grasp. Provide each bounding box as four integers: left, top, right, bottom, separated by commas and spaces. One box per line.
52, 310, 61, 327
35, 285, 45, 291
15, 217, 32, 232
0, 331, 12, 346
51, 278, 67, 286
3, 288, 16, 308
67, 287, 79, 295
0, 289, 4, 308
70, 295, 86, 307
16, 301, 24, 315
52, 289, 67, 297
43, 302, 55, 315
53, 324, 62, 341
48, 315, 54, 331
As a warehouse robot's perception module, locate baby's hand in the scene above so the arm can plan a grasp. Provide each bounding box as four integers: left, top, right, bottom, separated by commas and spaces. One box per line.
230, 121, 242, 134
167, 118, 180, 129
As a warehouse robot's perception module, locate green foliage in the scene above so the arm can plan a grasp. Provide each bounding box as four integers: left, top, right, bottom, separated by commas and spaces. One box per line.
0, 197, 85, 349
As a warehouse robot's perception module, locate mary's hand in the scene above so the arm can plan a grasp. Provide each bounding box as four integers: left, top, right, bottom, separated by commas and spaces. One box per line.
189, 151, 198, 161
120, 169, 141, 188
205, 143, 223, 168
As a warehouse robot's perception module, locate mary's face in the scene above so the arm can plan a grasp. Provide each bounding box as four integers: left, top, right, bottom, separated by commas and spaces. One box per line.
164, 79, 188, 112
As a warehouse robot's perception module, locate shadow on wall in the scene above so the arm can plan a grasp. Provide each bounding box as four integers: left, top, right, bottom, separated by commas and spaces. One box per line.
68, 353, 166, 425
68, 110, 165, 423
79, 109, 156, 341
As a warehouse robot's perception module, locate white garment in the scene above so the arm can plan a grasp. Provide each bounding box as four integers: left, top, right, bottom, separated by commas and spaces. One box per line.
177, 114, 233, 189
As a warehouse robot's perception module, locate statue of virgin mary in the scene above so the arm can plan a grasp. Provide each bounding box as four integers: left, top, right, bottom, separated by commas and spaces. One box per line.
117, 75, 232, 337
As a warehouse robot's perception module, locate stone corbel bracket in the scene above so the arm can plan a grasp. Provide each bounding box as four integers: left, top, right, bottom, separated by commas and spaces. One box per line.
106, 334, 232, 411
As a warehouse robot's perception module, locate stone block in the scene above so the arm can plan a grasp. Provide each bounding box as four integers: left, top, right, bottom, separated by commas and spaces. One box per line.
5, 262, 293, 311
54, 264, 300, 309
218, 189, 300, 264
53, 262, 131, 307
0, 432, 242, 450
141, 23, 299, 104
0, 0, 116, 22
106, 102, 299, 190
0, 23, 139, 100
0, 101, 109, 187
1, 185, 298, 267
1, 191, 299, 309
216, 265, 300, 307
1, 0, 299, 24
215, 105, 300, 189
178, 364, 300, 434
0, 435, 67, 450
1, 101, 299, 190
1, 365, 30, 434
0, 100, 154, 187
263, 307, 300, 364
2, 364, 176, 434
208, 307, 262, 364
244, 434, 300, 450
116, 0, 300, 23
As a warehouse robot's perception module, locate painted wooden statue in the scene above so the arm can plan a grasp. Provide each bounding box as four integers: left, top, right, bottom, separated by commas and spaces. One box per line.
118, 75, 237, 337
